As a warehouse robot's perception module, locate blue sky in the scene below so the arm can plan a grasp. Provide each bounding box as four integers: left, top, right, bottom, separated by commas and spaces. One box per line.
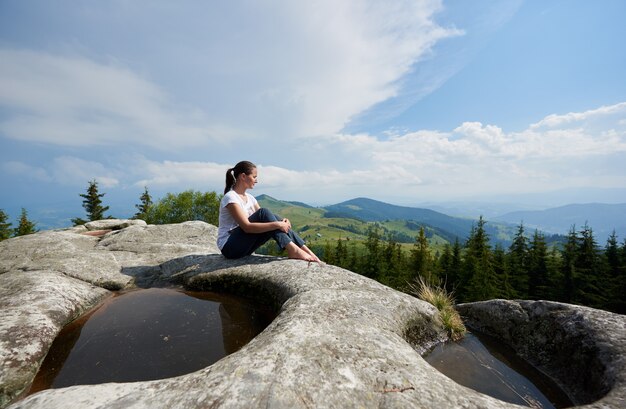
1, 0, 625, 225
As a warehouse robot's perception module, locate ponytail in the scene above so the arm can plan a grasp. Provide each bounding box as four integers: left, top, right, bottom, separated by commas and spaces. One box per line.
224, 168, 235, 194
223, 160, 256, 194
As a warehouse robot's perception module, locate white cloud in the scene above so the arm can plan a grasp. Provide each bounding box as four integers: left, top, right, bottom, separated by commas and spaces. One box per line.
133, 159, 226, 191
4, 97, 624, 204
6, 96, 624, 206
49, 157, 120, 188
0, 49, 235, 150
127, 157, 424, 204
3, 156, 121, 188
299, 102, 626, 199
0, 0, 459, 150
530, 102, 626, 129
2, 161, 51, 182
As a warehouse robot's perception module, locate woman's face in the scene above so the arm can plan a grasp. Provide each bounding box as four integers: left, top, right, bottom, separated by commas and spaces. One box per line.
242, 168, 258, 189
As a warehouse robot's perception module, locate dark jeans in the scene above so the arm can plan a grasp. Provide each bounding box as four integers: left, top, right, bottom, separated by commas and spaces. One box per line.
221, 208, 306, 259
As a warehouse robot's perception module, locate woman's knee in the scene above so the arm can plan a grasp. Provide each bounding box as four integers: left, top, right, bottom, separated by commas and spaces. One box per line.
252, 207, 278, 222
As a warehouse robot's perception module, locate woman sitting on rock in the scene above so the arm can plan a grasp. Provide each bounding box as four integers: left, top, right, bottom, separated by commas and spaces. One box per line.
217, 160, 321, 262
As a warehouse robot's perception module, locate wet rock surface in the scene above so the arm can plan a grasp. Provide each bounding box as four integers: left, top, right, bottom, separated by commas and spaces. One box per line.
1, 220, 624, 408
457, 299, 626, 408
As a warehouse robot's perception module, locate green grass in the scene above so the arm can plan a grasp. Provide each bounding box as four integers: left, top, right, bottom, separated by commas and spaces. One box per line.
259, 195, 454, 255
407, 276, 466, 341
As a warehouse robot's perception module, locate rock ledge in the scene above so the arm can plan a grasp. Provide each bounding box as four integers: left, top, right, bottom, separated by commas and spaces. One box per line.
1, 220, 625, 408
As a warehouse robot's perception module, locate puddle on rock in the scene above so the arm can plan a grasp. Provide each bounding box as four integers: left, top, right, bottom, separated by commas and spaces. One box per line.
29, 288, 276, 394
424, 331, 573, 409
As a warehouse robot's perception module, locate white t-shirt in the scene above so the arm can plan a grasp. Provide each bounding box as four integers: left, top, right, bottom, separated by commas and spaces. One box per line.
217, 190, 259, 249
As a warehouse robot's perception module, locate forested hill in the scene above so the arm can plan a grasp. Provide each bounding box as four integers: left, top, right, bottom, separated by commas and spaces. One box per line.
493, 203, 626, 242
257, 195, 518, 245
323, 197, 478, 241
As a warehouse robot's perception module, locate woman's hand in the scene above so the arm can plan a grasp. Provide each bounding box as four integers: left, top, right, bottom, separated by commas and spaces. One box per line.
277, 220, 290, 233
282, 218, 291, 229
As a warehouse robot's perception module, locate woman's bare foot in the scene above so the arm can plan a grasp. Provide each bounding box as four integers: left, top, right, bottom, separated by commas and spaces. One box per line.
301, 245, 322, 263
285, 243, 317, 262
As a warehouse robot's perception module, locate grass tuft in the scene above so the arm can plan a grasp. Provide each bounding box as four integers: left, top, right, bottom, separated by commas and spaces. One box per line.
408, 276, 466, 341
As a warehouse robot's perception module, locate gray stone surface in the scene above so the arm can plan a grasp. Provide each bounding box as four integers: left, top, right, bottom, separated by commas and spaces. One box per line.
0, 270, 110, 408
1, 220, 625, 408
457, 299, 626, 408
0, 230, 132, 290
84, 219, 147, 231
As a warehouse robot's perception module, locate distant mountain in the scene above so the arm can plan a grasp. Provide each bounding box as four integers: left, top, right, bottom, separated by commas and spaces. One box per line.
256, 194, 315, 209
262, 195, 566, 246
492, 203, 626, 243
323, 197, 478, 240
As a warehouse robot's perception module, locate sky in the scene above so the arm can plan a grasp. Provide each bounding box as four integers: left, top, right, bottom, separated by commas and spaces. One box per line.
1, 0, 625, 226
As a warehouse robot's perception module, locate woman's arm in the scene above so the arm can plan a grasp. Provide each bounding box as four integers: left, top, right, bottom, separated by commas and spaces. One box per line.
226, 203, 289, 234
252, 201, 291, 229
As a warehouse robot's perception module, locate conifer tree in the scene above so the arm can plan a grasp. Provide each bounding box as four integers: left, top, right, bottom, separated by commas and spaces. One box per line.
437, 243, 452, 287
508, 223, 529, 298
410, 227, 434, 283
575, 224, 605, 308
461, 216, 498, 302
72, 179, 111, 225
334, 238, 348, 268
604, 232, 625, 313
347, 241, 359, 272
605, 231, 621, 278
362, 225, 382, 279
0, 209, 13, 240
134, 186, 153, 220
494, 244, 515, 298
438, 239, 463, 295
612, 238, 626, 313
323, 240, 335, 265
14, 208, 37, 236
527, 230, 550, 299
381, 234, 407, 288
447, 239, 463, 294
560, 226, 579, 303
546, 246, 563, 301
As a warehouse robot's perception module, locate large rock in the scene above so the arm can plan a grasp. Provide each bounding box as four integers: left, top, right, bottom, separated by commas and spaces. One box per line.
0, 271, 109, 408
1, 220, 625, 408
457, 299, 626, 408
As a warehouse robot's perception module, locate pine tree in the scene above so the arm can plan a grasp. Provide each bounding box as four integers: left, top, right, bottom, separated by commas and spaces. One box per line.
528, 230, 550, 299
605, 231, 621, 278
604, 232, 625, 313
461, 216, 498, 302
0, 209, 13, 240
323, 240, 336, 265
436, 239, 464, 295
575, 223, 606, 308
14, 208, 37, 236
438, 243, 452, 288
362, 225, 382, 279
493, 244, 515, 298
560, 226, 579, 303
507, 223, 529, 298
347, 241, 359, 272
133, 186, 153, 220
612, 238, 626, 313
410, 227, 434, 283
546, 246, 563, 301
448, 239, 463, 294
72, 180, 111, 225
334, 238, 348, 268
380, 234, 407, 289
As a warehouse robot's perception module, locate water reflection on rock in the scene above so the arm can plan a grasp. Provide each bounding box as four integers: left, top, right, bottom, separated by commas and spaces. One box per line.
29, 288, 275, 394
424, 332, 573, 409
